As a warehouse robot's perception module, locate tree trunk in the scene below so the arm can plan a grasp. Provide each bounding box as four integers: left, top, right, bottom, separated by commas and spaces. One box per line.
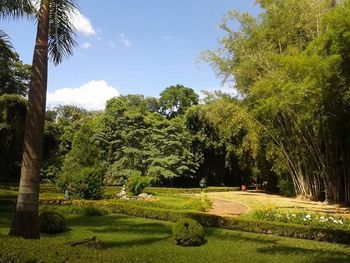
9, 0, 50, 239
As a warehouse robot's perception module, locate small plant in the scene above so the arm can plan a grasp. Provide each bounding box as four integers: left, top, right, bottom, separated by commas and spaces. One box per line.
173, 218, 205, 246
39, 211, 66, 233
126, 174, 151, 196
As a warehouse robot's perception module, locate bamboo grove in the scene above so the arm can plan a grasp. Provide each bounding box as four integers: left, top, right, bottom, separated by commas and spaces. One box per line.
205, 0, 350, 204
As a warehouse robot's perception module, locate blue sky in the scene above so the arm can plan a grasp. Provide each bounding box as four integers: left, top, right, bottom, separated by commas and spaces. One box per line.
2, 0, 260, 109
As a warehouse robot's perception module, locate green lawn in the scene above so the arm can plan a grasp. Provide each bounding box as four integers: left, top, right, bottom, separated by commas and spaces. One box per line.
0, 185, 211, 212
2, 186, 350, 262
1, 205, 350, 263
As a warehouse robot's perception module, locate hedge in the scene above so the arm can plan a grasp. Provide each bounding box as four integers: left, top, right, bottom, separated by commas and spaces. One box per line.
39, 199, 350, 245
104, 186, 240, 198
146, 187, 241, 195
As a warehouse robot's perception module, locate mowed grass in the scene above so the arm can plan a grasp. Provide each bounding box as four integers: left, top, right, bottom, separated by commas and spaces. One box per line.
1, 206, 350, 263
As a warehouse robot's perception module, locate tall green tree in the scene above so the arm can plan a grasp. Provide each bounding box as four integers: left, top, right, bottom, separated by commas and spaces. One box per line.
8, 0, 78, 239
95, 95, 199, 186
159, 85, 199, 118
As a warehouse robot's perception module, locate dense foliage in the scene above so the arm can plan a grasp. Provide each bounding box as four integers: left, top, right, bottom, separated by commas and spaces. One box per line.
0, 93, 26, 183
95, 95, 199, 187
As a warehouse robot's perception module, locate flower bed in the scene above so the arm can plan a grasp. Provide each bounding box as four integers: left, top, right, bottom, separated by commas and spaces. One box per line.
255, 207, 350, 231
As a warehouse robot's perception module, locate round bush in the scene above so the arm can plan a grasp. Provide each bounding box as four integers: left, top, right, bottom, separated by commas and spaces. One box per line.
173, 218, 205, 246
39, 211, 66, 234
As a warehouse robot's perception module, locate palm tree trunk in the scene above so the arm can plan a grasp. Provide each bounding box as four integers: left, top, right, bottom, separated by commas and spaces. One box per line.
9, 0, 50, 239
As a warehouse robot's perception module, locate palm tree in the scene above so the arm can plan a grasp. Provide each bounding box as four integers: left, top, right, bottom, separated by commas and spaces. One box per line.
0, 0, 34, 18
0, 30, 14, 68
0, 0, 34, 59
5, 0, 78, 239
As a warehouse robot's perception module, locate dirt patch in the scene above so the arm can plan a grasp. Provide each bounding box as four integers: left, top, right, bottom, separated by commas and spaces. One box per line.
208, 198, 248, 217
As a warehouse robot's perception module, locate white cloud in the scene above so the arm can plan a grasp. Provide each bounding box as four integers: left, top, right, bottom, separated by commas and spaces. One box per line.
30, 1, 96, 36
81, 42, 92, 49
70, 11, 96, 36
47, 80, 119, 110
120, 33, 132, 48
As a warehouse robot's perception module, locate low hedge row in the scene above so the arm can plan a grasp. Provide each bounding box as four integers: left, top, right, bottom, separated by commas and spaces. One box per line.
147, 187, 240, 195
39, 199, 350, 245
104, 186, 240, 198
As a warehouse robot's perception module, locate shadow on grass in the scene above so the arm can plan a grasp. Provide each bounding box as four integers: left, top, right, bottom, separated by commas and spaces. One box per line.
0, 205, 14, 228
66, 215, 172, 235
63, 214, 173, 249
205, 227, 279, 244
207, 227, 350, 263
103, 236, 171, 249
256, 244, 350, 263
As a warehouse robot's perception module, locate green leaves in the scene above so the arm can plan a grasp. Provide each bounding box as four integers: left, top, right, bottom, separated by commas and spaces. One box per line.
48, 0, 78, 65
96, 95, 198, 185
159, 85, 199, 118
205, 0, 350, 201
0, 0, 35, 19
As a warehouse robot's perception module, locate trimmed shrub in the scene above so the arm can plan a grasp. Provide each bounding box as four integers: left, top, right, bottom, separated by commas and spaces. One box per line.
39, 211, 66, 233
173, 218, 205, 246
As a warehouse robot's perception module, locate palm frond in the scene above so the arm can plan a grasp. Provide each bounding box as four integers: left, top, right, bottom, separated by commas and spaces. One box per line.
0, 30, 15, 61
0, 0, 35, 19
49, 0, 77, 65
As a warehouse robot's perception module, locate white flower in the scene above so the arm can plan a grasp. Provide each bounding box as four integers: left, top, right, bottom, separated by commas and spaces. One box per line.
305, 214, 311, 219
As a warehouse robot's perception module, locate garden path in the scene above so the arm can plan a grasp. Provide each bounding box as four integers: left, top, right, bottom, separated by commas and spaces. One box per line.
205, 191, 350, 216
207, 198, 249, 217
